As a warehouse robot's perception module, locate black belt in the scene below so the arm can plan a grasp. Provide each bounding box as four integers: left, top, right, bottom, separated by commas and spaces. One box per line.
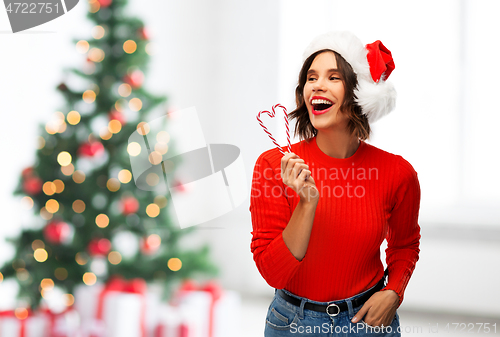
276, 274, 386, 317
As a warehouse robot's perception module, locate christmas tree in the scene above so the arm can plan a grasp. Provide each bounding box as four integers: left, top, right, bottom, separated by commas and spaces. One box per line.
0, 0, 217, 309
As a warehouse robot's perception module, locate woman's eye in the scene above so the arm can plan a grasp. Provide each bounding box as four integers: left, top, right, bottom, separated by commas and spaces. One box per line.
307, 77, 316, 81
330, 76, 340, 80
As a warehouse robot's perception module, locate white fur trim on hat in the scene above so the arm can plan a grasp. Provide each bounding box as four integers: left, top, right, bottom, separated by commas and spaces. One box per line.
302, 31, 396, 123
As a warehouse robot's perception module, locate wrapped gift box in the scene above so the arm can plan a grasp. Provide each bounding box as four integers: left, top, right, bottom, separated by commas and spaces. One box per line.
74, 277, 147, 337
168, 281, 241, 337
0, 311, 48, 337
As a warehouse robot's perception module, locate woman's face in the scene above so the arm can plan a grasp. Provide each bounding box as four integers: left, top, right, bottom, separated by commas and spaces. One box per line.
303, 51, 348, 132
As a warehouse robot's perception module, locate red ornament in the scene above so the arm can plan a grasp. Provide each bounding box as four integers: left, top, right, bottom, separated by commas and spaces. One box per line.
78, 141, 104, 157
88, 238, 112, 256
140, 234, 161, 255
122, 70, 144, 89
23, 176, 43, 195
97, 0, 112, 7
137, 27, 149, 40
43, 221, 71, 245
121, 196, 139, 215
109, 109, 126, 125
22, 167, 34, 178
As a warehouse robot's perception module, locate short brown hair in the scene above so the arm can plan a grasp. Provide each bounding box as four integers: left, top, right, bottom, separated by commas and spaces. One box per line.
289, 50, 371, 141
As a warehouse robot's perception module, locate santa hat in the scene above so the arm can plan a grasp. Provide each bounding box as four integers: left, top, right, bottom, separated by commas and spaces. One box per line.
302, 31, 396, 124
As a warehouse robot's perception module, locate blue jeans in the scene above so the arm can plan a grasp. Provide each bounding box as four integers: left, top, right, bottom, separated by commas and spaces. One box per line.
264, 282, 401, 336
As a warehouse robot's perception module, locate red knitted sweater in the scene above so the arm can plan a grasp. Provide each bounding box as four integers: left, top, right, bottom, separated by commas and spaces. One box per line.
250, 137, 421, 305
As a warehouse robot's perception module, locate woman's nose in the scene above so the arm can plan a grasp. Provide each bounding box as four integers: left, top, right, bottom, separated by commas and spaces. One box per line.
312, 78, 326, 91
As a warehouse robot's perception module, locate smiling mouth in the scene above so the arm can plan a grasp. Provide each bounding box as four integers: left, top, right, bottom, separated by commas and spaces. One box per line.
311, 98, 333, 114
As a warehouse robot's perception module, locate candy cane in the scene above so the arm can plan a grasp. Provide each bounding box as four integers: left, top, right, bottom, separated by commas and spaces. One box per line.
256, 104, 292, 155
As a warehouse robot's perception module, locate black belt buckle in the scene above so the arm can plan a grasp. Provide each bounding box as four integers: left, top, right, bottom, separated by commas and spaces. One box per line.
326, 303, 340, 316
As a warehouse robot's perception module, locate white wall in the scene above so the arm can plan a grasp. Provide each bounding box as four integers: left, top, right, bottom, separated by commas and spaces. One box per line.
1, 0, 499, 318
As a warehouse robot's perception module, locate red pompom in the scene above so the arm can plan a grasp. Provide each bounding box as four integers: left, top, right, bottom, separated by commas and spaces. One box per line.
365, 40, 395, 83
122, 70, 144, 89
44, 221, 71, 245
78, 141, 104, 157
121, 196, 139, 215
23, 176, 43, 195
88, 238, 112, 256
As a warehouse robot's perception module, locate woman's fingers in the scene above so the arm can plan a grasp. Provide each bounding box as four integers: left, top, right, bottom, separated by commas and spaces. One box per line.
291, 163, 309, 181
282, 158, 305, 181
280, 152, 298, 173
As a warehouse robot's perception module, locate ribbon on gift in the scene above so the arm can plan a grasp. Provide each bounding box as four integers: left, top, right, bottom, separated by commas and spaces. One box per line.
93, 277, 147, 337
0, 309, 33, 337
178, 280, 222, 337
40, 307, 76, 337
154, 322, 189, 337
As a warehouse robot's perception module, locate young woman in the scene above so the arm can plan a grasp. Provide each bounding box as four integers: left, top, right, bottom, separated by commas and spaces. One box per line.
250, 31, 421, 336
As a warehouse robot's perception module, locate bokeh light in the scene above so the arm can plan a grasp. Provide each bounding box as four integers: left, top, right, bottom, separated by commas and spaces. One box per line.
40, 278, 54, 290
147, 234, 161, 249
154, 142, 168, 155
16, 268, 29, 281
123, 40, 137, 54
106, 178, 120, 192
156, 131, 170, 143
108, 119, 122, 134
83, 90, 96, 103
40, 207, 53, 220
76, 40, 90, 54
54, 267, 68, 280
37, 136, 46, 149
45, 199, 60, 214
88, 48, 105, 62
65, 294, 75, 306
72, 200, 86, 213
15, 308, 29, 320
34, 248, 48, 262
154, 195, 168, 208
53, 179, 65, 193
95, 214, 109, 228
61, 163, 75, 176
75, 252, 88, 265
100, 127, 113, 140
21, 196, 34, 209
136, 122, 150, 135
57, 151, 72, 166
148, 151, 162, 165
118, 169, 132, 183
83, 272, 97, 286
146, 173, 159, 186
118, 83, 132, 97
43, 181, 56, 196
73, 170, 86, 184
167, 258, 182, 271
67, 110, 81, 125
146, 203, 160, 218
127, 142, 141, 156
92, 25, 105, 39
32, 240, 45, 250
108, 251, 122, 265
129, 98, 143, 111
